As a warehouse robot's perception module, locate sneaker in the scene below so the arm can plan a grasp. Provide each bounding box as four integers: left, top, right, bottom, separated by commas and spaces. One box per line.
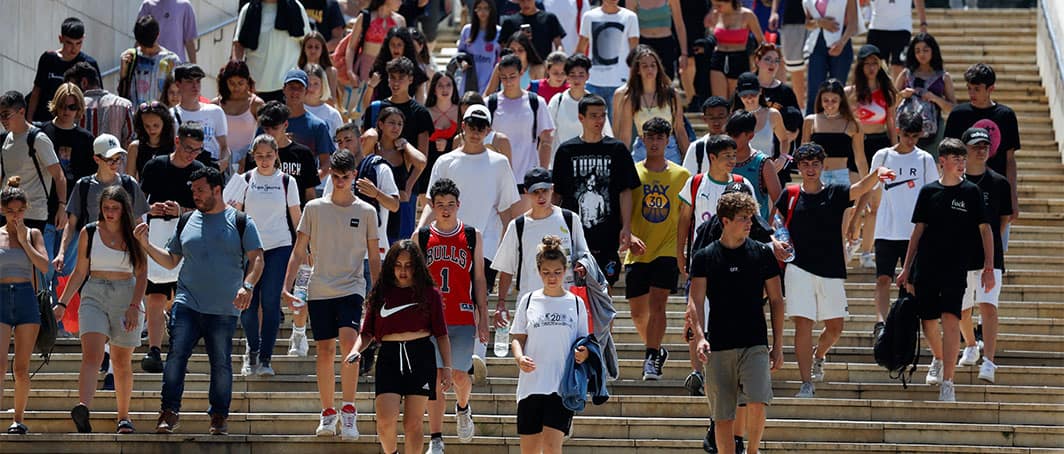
471, 354, 487, 385
926, 358, 943, 386
426, 436, 445, 454
702, 422, 717, 453
256, 360, 275, 377
142, 347, 164, 373
860, 252, 875, 269
795, 381, 815, 398
845, 240, 861, 262
684, 370, 706, 397
735, 436, 746, 454
340, 404, 359, 440
241, 351, 260, 376
642, 354, 659, 381
6, 422, 27, 434
156, 409, 179, 434
656, 347, 669, 377
116, 419, 135, 434
288, 331, 309, 357
939, 380, 956, 402
978, 360, 997, 384
456, 404, 475, 442
209, 414, 228, 435
102, 373, 115, 391
811, 357, 825, 383
873, 321, 885, 340
316, 408, 338, 436
71, 403, 92, 433
958, 345, 981, 366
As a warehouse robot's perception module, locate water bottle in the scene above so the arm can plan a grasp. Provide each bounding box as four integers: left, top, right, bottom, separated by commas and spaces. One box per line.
292, 264, 312, 315
494, 314, 510, 358
773, 214, 796, 263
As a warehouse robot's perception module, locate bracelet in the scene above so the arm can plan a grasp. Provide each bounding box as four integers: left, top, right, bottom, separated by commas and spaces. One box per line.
52, 302, 67, 309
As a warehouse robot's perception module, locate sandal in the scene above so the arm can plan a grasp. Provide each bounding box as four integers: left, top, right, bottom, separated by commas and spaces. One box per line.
6, 422, 28, 434
117, 419, 135, 434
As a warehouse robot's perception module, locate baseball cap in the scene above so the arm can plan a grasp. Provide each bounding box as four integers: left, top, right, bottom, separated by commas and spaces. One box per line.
723, 181, 752, 196
857, 44, 882, 60
173, 64, 205, 80
736, 72, 760, 97
284, 69, 309, 87
463, 104, 492, 124
523, 167, 553, 192
962, 127, 991, 145
93, 134, 127, 159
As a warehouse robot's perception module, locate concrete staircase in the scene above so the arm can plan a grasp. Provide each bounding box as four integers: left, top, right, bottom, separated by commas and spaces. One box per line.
3, 8, 1062, 454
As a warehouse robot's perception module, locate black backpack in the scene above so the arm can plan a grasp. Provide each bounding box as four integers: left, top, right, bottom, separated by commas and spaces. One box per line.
1, 126, 59, 224
356, 154, 387, 224
873, 290, 922, 388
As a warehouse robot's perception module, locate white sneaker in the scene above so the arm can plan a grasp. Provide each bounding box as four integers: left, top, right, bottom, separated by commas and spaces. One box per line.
958, 345, 981, 366
456, 405, 474, 442
939, 380, 956, 402
340, 406, 359, 440
241, 352, 259, 376
811, 357, 825, 383
795, 381, 815, 398
471, 355, 487, 385
926, 358, 943, 386
289, 331, 309, 357
316, 409, 338, 436
978, 360, 997, 384
860, 252, 875, 269
426, 436, 445, 454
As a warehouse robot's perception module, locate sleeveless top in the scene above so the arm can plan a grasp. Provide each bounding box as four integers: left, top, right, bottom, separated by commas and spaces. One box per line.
638, 1, 673, 29
356, 14, 400, 80
423, 222, 476, 326
714, 27, 749, 46
734, 151, 771, 219
226, 104, 258, 165
384, 152, 411, 241
856, 88, 888, 125
810, 131, 857, 171
135, 141, 169, 176
90, 228, 134, 273
634, 104, 673, 136
750, 117, 775, 154
0, 245, 32, 280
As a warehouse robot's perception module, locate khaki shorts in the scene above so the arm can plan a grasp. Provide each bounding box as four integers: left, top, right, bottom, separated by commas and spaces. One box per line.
79, 277, 143, 348
706, 345, 773, 420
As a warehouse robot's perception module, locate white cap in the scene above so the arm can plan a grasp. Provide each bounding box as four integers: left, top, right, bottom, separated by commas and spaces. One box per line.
93, 134, 126, 159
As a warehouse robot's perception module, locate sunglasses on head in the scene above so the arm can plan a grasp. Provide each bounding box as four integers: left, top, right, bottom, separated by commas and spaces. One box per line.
139, 101, 163, 112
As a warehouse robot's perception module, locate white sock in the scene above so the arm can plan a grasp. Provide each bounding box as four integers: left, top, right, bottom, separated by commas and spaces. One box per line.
293, 324, 306, 335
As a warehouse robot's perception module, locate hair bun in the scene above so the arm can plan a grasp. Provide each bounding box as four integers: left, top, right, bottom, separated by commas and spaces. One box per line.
6, 176, 21, 188
539, 235, 562, 252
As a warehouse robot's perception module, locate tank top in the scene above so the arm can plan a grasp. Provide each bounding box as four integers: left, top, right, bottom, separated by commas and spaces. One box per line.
638, 1, 673, 29
810, 131, 857, 171
226, 104, 258, 165
356, 14, 399, 80
634, 104, 673, 136
135, 141, 170, 176
422, 223, 476, 326
0, 245, 32, 280
385, 155, 411, 241
90, 229, 134, 273
714, 27, 749, 46
750, 116, 775, 154
856, 88, 889, 125
734, 151, 771, 219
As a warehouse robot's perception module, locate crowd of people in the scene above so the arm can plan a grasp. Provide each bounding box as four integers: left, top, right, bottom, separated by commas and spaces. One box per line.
0, 1, 1024, 453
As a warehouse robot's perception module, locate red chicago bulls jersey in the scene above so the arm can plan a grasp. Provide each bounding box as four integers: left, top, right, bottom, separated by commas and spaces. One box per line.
422, 223, 476, 325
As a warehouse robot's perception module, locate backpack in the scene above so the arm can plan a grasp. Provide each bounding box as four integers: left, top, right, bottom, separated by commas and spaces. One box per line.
330, 9, 372, 82
417, 224, 479, 277
685, 173, 744, 266
175, 209, 250, 259
356, 154, 387, 223
445, 52, 479, 95
0, 126, 59, 224
873, 290, 922, 388
242, 171, 296, 241
363, 100, 384, 132
514, 209, 575, 292
487, 92, 539, 143
75, 174, 138, 231
896, 72, 944, 139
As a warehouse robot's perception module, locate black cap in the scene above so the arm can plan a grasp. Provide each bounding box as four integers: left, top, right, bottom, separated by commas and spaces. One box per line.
723, 181, 752, 196
857, 44, 882, 60
523, 167, 553, 192
174, 64, 205, 81
736, 72, 760, 97
962, 127, 992, 145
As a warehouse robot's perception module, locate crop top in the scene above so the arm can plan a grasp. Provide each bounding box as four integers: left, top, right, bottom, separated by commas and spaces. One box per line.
0, 246, 32, 280
638, 2, 672, 29
361, 286, 448, 341
90, 228, 134, 273
810, 131, 857, 171
633, 104, 673, 137
855, 89, 888, 125
365, 15, 398, 46
714, 27, 749, 46
429, 119, 458, 142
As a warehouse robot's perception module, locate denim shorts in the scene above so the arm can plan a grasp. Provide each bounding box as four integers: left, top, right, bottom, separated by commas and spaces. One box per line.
79, 277, 143, 348
821, 168, 852, 186
432, 324, 476, 371
0, 282, 39, 326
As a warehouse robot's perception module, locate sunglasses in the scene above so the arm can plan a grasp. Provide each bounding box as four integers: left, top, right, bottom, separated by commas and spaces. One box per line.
139, 101, 163, 112
63, 103, 81, 112
99, 156, 123, 165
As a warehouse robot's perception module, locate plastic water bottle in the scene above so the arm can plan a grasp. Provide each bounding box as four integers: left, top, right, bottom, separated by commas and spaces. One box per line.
292, 264, 312, 315
494, 314, 510, 358
773, 214, 796, 263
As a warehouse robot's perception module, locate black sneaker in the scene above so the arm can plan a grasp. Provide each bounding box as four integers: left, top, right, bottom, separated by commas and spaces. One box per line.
702, 421, 717, 453
735, 436, 745, 454
656, 347, 669, 377
142, 347, 164, 373
684, 370, 706, 396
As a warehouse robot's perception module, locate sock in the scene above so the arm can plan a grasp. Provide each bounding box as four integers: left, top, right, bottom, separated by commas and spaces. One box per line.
293, 325, 307, 335
645, 348, 657, 359
342, 401, 355, 413
431, 432, 443, 439
456, 403, 468, 412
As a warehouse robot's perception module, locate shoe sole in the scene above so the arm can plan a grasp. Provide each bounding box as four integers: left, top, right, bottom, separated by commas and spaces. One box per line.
978, 375, 995, 384
472, 358, 487, 385
341, 432, 360, 441
316, 427, 337, 437
210, 428, 228, 435
71, 405, 92, 433
642, 373, 662, 380
156, 425, 176, 434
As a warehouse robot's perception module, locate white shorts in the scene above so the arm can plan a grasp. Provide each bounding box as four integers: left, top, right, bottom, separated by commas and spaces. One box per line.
784, 265, 849, 321
962, 268, 1003, 310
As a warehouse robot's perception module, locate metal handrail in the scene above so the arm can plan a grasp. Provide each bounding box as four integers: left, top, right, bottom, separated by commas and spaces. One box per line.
1041, 0, 1064, 86
99, 15, 238, 78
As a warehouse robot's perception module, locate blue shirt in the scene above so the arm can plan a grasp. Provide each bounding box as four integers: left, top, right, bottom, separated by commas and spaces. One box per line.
287, 111, 336, 157
168, 207, 263, 316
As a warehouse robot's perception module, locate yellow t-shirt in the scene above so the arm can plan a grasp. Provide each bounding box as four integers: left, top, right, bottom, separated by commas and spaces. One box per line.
625, 161, 690, 265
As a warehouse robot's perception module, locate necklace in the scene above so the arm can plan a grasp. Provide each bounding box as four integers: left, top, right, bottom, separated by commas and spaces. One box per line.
824, 111, 841, 119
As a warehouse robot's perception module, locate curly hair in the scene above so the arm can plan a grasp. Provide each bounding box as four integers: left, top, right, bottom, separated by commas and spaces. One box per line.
368, 240, 438, 317
716, 192, 757, 221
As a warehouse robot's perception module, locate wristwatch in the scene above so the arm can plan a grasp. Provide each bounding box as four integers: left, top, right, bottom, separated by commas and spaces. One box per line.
242, 282, 254, 291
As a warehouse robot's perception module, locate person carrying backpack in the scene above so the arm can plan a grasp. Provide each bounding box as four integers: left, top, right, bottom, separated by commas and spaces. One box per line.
894, 33, 956, 155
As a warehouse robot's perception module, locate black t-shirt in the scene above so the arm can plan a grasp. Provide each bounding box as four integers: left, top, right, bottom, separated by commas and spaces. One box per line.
552, 136, 640, 253
273, 142, 321, 206
943, 102, 1021, 176
499, 11, 566, 60
367, 99, 434, 149
139, 155, 205, 219
370, 68, 430, 102
497, 1, 546, 21
783, 0, 807, 24
774, 183, 852, 279
910, 180, 989, 287
302, 0, 346, 42
693, 213, 774, 253
31, 51, 102, 122
39, 122, 95, 187
690, 238, 780, 351
965, 170, 1012, 271
762, 83, 800, 114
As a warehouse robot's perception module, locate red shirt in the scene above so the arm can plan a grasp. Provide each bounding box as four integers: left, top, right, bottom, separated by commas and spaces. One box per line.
531, 79, 569, 103
423, 223, 476, 325
362, 287, 448, 341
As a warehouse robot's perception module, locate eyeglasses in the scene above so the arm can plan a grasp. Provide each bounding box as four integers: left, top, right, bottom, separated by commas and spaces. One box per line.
63, 103, 81, 112
180, 143, 204, 155
100, 156, 123, 165
139, 101, 163, 112
761, 57, 782, 64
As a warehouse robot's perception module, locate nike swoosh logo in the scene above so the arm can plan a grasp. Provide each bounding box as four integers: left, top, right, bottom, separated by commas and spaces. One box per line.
884, 179, 917, 190
380, 303, 417, 318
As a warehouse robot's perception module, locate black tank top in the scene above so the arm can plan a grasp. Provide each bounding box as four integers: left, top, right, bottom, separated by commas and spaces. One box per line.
810, 132, 857, 172
136, 142, 171, 176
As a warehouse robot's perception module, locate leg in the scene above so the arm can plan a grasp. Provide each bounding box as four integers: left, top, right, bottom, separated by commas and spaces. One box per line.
980, 303, 998, 362
922, 319, 943, 360
682, 57, 697, 108
959, 308, 978, 348
744, 403, 767, 454
628, 295, 650, 345
520, 433, 545, 454
715, 419, 736, 454
646, 287, 670, 350
791, 68, 807, 113
427, 368, 448, 434
160, 302, 197, 414
338, 328, 359, 403
792, 316, 815, 383
78, 332, 108, 408
110, 346, 135, 420
815, 318, 845, 360
541, 426, 567, 454
203, 314, 238, 418
940, 313, 961, 382
710, 71, 729, 99
874, 275, 893, 323
0, 324, 10, 414
12, 324, 40, 423
826, 39, 854, 85
805, 36, 829, 113
733, 406, 747, 438
145, 293, 169, 349
402, 396, 430, 454
452, 370, 472, 407
725, 78, 739, 101
316, 338, 338, 410
376, 394, 402, 453
241, 286, 263, 356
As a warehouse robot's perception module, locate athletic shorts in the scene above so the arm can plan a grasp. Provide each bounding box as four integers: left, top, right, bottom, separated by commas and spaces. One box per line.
432, 324, 476, 372
145, 279, 176, 298
780, 24, 808, 72
517, 393, 574, 435
624, 256, 679, 298
914, 283, 965, 320
79, 277, 143, 348
307, 293, 364, 341
863, 132, 892, 167
590, 248, 621, 286
710, 50, 751, 79
706, 345, 773, 420
866, 29, 911, 67
375, 336, 438, 399
962, 268, 1003, 310
784, 265, 849, 321
874, 239, 909, 278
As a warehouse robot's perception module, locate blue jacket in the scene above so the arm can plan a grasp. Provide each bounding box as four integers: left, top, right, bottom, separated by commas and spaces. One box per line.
560, 335, 610, 412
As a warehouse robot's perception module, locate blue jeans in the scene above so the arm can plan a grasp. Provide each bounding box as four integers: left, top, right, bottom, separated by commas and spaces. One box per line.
631, 135, 683, 165
586, 84, 618, 118
805, 34, 854, 113
241, 245, 292, 363
162, 303, 238, 417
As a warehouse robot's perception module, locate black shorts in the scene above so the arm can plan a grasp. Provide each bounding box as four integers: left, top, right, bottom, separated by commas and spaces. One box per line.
375, 336, 438, 399
866, 29, 911, 67
874, 239, 909, 278
308, 293, 365, 341
710, 50, 751, 79
914, 283, 964, 320
640, 35, 679, 79
590, 248, 621, 286
146, 280, 176, 298
624, 256, 679, 298
516, 393, 574, 435
863, 132, 892, 167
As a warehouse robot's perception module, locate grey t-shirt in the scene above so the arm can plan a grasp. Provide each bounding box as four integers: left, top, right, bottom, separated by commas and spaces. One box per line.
297, 197, 378, 300
67, 175, 151, 225
1, 130, 60, 222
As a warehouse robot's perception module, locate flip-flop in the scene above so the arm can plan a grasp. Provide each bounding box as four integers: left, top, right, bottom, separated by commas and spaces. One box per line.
117, 419, 135, 434
71, 404, 92, 433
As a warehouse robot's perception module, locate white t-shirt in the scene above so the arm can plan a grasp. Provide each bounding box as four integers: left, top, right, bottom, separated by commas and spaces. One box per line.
222, 170, 301, 251
305, 103, 343, 139
491, 207, 588, 297
510, 289, 589, 402
869, 0, 915, 32
427, 149, 521, 259
579, 7, 640, 88
870, 147, 939, 241
491, 92, 555, 181
322, 161, 400, 255
173, 104, 228, 160
547, 89, 614, 165
234, 1, 311, 92
544, 0, 590, 54
681, 134, 712, 176
678, 173, 756, 247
